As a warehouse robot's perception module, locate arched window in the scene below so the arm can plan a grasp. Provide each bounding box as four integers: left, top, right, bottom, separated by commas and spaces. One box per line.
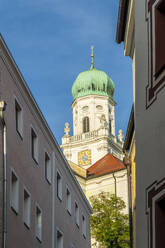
83, 117, 89, 133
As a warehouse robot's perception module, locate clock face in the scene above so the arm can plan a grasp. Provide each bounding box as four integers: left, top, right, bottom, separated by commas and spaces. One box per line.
78, 150, 91, 166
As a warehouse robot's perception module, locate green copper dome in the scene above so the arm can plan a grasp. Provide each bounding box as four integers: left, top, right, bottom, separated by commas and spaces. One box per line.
72, 64, 114, 100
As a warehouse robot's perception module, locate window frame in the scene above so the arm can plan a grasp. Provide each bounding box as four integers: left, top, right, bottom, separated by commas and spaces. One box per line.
146, 179, 165, 248
75, 201, 79, 228
45, 151, 51, 184
83, 116, 90, 133
154, 1, 165, 78
10, 169, 19, 214
30, 126, 38, 164
146, 0, 165, 107
23, 187, 31, 229
35, 203, 42, 242
56, 228, 64, 248
66, 185, 71, 215
82, 214, 86, 238
15, 98, 23, 139
57, 170, 62, 201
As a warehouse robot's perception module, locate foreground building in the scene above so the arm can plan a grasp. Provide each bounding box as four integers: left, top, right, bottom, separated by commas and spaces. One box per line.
116, 0, 165, 247
123, 106, 136, 248
61, 49, 129, 247
0, 34, 92, 248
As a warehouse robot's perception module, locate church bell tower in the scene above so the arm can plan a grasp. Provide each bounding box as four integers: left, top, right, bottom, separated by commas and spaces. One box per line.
61, 47, 123, 169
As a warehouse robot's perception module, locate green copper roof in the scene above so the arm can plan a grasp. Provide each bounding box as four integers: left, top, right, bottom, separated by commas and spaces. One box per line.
72, 64, 114, 100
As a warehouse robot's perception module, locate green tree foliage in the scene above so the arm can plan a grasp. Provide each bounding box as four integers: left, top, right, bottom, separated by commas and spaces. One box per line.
90, 192, 130, 248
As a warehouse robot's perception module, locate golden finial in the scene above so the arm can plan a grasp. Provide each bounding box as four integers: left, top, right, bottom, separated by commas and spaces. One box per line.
91, 45, 94, 66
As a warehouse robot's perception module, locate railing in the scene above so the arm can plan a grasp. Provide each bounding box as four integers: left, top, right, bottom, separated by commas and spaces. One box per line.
68, 130, 99, 143
62, 129, 123, 147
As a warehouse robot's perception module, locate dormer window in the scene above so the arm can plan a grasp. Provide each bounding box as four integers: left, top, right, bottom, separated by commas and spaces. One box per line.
83, 117, 89, 133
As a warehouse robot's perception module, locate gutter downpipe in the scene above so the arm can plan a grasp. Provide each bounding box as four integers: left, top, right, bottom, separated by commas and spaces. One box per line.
112, 173, 117, 196
0, 101, 7, 248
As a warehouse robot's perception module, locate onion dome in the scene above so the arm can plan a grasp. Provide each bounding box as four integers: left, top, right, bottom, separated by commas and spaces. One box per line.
72, 46, 114, 100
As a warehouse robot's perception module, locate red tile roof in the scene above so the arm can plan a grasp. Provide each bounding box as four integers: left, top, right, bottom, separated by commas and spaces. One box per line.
87, 153, 125, 177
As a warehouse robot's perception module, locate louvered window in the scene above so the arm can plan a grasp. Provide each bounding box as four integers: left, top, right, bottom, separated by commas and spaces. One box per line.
83, 117, 89, 133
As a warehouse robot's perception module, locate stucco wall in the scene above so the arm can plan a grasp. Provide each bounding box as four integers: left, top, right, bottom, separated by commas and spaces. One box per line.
135, 0, 165, 247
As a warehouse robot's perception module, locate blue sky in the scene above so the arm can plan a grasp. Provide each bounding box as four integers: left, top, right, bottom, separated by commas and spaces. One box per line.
1, 0, 133, 145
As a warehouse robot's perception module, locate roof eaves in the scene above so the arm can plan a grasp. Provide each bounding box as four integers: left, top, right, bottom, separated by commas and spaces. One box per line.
116, 0, 130, 43
87, 167, 126, 179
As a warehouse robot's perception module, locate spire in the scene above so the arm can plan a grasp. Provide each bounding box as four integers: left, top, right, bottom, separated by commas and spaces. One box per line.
90, 45, 94, 69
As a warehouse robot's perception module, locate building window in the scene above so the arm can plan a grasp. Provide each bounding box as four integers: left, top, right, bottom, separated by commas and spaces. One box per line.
35, 205, 42, 242
15, 100, 23, 137
45, 152, 51, 184
66, 187, 71, 214
23, 189, 31, 228
57, 171, 62, 201
57, 229, 63, 248
146, 0, 165, 107
82, 215, 86, 238
154, 1, 165, 77
155, 197, 165, 248
11, 171, 19, 214
146, 179, 165, 248
75, 202, 79, 227
83, 116, 89, 133
31, 128, 38, 163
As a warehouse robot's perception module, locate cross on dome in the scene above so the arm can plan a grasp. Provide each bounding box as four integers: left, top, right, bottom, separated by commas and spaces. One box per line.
91, 45, 94, 69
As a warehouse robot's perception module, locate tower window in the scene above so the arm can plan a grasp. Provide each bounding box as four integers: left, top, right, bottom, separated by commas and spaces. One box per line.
83, 117, 89, 133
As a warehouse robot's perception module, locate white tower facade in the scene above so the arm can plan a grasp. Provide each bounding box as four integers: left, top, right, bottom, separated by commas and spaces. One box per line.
61, 49, 123, 169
